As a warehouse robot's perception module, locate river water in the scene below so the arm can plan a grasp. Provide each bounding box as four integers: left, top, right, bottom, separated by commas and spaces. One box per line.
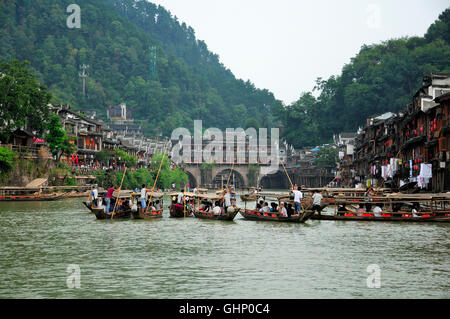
0, 194, 448, 299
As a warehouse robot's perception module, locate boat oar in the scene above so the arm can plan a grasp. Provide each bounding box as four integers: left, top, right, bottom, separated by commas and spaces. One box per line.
145, 142, 170, 214
112, 167, 127, 219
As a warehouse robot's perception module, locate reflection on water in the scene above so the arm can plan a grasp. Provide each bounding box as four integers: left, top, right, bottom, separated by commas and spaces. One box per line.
0, 195, 448, 299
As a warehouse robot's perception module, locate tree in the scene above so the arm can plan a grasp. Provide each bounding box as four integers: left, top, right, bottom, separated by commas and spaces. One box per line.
114, 149, 138, 168
45, 114, 75, 163
0, 146, 15, 176
0, 60, 51, 141
314, 147, 338, 171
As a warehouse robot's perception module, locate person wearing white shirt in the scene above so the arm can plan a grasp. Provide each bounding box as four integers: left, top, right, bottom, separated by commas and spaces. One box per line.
291, 185, 303, 214
177, 190, 184, 204
223, 189, 231, 209
311, 190, 323, 215
260, 202, 271, 213
91, 186, 98, 207
140, 184, 148, 213
279, 202, 288, 217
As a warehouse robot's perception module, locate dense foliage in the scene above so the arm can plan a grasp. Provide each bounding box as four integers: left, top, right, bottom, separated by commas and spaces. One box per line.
0, 60, 51, 141
93, 152, 187, 190
0, 147, 16, 176
0, 0, 281, 137
276, 9, 450, 148
45, 114, 76, 162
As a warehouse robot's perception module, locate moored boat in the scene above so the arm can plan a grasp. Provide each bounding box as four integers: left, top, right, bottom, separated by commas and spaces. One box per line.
193, 193, 241, 221
240, 193, 315, 223
0, 193, 65, 201
312, 193, 450, 223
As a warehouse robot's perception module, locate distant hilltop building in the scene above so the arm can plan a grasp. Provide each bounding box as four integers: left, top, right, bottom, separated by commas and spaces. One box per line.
107, 103, 133, 123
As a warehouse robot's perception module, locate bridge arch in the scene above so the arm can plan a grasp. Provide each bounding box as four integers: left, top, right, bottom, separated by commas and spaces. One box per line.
259, 170, 290, 190
211, 169, 246, 189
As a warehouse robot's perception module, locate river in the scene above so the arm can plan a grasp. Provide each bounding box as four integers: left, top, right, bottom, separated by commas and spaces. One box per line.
0, 194, 448, 299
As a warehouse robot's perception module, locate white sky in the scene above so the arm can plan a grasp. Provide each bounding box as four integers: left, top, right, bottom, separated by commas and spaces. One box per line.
151, 0, 450, 105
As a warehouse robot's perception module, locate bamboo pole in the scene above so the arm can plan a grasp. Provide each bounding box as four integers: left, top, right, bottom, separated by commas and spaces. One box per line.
145, 142, 170, 214
111, 167, 127, 219
226, 161, 235, 188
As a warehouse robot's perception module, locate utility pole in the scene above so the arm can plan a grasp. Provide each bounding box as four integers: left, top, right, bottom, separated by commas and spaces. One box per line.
79, 64, 89, 97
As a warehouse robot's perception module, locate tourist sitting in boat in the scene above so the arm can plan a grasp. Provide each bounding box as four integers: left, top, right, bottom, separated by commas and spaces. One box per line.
256, 200, 264, 210
148, 202, 156, 211
337, 204, 347, 215
270, 202, 278, 212
286, 203, 294, 217
154, 200, 161, 210
412, 203, 420, 217
260, 202, 271, 214
279, 202, 288, 217
212, 201, 222, 215
311, 190, 323, 216
372, 204, 383, 217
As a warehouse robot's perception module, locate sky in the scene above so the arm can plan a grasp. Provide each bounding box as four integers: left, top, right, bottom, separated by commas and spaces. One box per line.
151, 0, 449, 105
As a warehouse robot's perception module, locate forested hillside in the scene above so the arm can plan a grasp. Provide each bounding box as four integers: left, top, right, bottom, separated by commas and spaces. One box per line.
0, 0, 281, 136
276, 8, 450, 148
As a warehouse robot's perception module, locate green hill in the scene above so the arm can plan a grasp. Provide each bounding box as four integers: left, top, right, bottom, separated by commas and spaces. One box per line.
0, 0, 281, 136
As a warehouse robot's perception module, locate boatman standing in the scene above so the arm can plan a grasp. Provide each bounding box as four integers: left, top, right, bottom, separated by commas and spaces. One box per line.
311, 190, 323, 216
91, 185, 99, 207
177, 189, 185, 206
291, 184, 303, 215
140, 184, 148, 213
223, 188, 232, 213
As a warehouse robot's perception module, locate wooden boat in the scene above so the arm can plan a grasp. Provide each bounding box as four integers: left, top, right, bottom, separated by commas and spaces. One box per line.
132, 191, 164, 220
92, 207, 132, 220
168, 191, 196, 217
169, 204, 193, 217
193, 193, 241, 221
241, 209, 315, 223
0, 193, 65, 201
241, 193, 315, 223
90, 190, 135, 220
311, 193, 450, 223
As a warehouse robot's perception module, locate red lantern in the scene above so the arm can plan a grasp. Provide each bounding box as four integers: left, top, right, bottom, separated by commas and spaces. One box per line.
420, 127, 423, 133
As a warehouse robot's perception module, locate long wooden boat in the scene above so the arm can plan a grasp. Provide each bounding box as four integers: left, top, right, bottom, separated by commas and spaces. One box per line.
0, 193, 66, 201
312, 193, 450, 223
193, 193, 240, 221
241, 193, 315, 223
241, 209, 314, 223
92, 207, 132, 220
193, 209, 240, 221
311, 212, 450, 222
